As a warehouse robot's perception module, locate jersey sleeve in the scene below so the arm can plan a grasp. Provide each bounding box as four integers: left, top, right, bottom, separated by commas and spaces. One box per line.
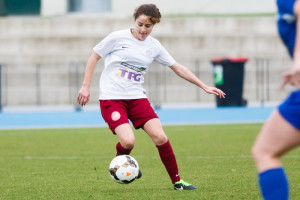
93, 33, 118, 58
154, 43, 176, 67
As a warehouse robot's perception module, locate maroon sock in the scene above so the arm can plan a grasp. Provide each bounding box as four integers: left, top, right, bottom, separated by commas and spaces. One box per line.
116, 142, 132, 156
156, 140, 181, 184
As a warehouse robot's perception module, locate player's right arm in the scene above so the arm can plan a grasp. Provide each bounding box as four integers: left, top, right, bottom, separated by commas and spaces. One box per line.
77, 52, 101, 106
282, 0, 300, 89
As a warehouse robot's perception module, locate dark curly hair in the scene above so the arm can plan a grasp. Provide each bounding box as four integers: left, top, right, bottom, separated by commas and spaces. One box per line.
133, 4, 161, 24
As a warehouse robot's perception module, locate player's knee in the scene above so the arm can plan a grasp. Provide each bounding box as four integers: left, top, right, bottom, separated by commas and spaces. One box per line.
252, 143, 268, 163
121, 138, 135, 149
155, 134, 168, 146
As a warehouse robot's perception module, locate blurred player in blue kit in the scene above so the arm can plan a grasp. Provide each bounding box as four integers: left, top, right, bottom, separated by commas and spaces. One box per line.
252, 0, 300, 199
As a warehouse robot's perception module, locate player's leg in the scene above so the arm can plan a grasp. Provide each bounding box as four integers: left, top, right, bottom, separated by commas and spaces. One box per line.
100, 100, 142, 179
114, 124, 143, 179
100, 100, 134, 155
252, 110, 300, 171
252, 110, 300, 200
143, 119, 178, 183
142, 118, 168, 145
128, 99, 195, 189
115, 123, 135, 156
143, 118, 196, 190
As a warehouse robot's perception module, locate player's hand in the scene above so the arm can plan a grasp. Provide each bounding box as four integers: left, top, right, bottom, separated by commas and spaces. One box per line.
77, 85, 90, 106
281, 66, 300, 90
204, 86, 226, 99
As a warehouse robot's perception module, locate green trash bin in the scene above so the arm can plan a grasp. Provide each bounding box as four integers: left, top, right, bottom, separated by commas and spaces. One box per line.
212, 57, 248, 107
0, 0, 41, 16
0, 0, 6, 16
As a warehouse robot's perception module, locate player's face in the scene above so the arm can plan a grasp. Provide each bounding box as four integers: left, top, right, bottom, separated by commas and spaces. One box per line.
133, 14, 154, 41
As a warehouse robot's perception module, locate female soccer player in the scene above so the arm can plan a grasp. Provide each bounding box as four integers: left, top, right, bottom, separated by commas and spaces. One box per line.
77, 4, 225, 190
252, 0, 300, 199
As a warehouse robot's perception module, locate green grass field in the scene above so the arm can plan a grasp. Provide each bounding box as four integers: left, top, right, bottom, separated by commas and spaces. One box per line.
1, 124, 300, 200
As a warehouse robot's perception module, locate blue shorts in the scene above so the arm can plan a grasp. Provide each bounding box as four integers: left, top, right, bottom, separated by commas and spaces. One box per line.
277, 0, 296, 57
278, 91, 300, 130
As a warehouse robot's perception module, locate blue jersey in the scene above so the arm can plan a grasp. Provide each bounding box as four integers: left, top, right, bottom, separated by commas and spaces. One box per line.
277, 0, 300, 131
277, 0, 296, 57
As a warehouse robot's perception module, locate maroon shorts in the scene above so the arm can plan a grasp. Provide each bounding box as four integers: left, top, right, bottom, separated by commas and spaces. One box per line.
99, 98, 158, 134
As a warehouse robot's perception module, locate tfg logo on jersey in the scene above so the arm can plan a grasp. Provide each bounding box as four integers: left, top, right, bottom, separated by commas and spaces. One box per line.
115, 62, 146, 82
115, 68, 142, 82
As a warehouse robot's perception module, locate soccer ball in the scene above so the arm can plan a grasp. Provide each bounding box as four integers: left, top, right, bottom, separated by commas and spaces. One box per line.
109, 155, 139, 184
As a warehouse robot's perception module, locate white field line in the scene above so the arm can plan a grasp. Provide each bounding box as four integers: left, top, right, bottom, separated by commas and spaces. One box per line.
21, 155, 300, 160
24, 156, 80, 160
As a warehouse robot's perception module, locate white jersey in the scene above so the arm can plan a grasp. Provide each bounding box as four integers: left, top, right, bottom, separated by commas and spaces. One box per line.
93, 29, 176, 100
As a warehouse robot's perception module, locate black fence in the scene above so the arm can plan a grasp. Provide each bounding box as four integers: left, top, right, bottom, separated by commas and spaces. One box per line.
0, 58, 293, 110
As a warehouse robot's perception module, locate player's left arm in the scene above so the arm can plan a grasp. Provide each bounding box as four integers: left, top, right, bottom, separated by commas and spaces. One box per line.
282, 0, 300, 89
294, 0, 300, 63
169, 62, 226, 98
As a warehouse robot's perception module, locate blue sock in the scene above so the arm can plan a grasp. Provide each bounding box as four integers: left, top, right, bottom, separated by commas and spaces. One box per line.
258, 168, 289, 200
